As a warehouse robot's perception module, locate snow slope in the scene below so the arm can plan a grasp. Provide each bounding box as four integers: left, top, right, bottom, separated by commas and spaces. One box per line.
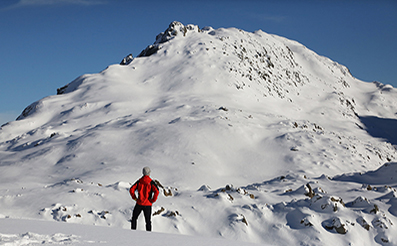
0, 21, 396, 245
0, 218, 260, 246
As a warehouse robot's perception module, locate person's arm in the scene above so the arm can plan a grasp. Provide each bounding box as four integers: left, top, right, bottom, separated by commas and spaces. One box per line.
149, 180, 160, 203
129, 181, 139, 201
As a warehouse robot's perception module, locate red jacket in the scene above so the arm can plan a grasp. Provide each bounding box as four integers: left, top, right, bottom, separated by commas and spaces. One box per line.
129, 175, 159, 206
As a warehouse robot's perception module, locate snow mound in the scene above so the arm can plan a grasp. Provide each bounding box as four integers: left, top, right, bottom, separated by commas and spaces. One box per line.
0, 231, 80, 245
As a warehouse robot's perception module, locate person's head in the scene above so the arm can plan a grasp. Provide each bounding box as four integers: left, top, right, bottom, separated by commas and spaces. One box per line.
143, 166, 151, 176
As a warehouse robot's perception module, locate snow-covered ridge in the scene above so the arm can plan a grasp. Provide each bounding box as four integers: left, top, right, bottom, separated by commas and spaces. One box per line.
0, 21, 396, 245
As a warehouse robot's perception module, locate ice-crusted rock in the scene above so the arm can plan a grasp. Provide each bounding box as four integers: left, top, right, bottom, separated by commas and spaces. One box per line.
322, 217, 348, 234
56, 76, 85, 95
138, 21, 201, 57
309, 194, 345, 213
155, 21, 200, 44
16, 101, 39, 120
346, 196, 371, 208
120, 54, 133, 65
357, 216, 371, 231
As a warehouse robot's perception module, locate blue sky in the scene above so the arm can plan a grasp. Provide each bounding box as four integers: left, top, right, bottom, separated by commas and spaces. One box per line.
0, 0, 396, 124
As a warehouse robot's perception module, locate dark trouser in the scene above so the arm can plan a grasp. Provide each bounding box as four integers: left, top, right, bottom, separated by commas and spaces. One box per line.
131, 204, 152, 231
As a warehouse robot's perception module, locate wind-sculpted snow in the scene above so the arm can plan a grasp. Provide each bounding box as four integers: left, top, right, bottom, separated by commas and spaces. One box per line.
0, 21, 396, 245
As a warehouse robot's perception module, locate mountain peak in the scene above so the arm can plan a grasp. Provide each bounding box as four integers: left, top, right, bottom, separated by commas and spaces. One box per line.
138, 21, 201, 57
1, 22, 397, 245
155, 21, 201, 44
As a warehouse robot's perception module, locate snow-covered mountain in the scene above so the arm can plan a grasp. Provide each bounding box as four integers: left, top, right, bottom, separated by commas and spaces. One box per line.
0, 21, 396, 245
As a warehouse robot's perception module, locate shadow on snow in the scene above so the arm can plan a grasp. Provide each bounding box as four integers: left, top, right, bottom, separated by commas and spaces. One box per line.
359, 115, 397, 146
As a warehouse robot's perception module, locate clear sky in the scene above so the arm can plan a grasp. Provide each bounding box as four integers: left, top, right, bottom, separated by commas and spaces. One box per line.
1, 0, 396, 125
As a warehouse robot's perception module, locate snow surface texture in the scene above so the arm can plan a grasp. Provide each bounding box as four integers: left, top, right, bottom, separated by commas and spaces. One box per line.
0, 218, 258, 246
0, 21, 397, 245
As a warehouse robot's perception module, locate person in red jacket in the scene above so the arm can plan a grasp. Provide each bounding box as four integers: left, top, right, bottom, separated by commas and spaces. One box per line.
129, 166, 159, 231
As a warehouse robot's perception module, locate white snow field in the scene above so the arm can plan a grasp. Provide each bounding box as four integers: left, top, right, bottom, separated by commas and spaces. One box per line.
0, 21, 396, 245
0, 218, 259, 246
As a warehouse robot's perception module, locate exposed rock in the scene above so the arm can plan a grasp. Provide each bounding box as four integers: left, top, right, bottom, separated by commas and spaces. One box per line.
198, 185, 211, 192
357, 216, 371, 231
165, 211, 180, 217
229, 213, 248, 226
304, 183, 315, 198
323, 217, 347, 234
57, 85, 69, 95
300, 218, 313, 227
120, 54, 133, 65
138, 21, 201, 57
153, 207, 165, 216
241, 215, 248, 226
155, 21, 200, 44
310, 194, 345, 212
17, 101, 42, 120
381, 238, 389, 243
153, 179, 174, 197
347, 196, 370, 207
369, 204, 379, 214
138, 44, 160, 57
